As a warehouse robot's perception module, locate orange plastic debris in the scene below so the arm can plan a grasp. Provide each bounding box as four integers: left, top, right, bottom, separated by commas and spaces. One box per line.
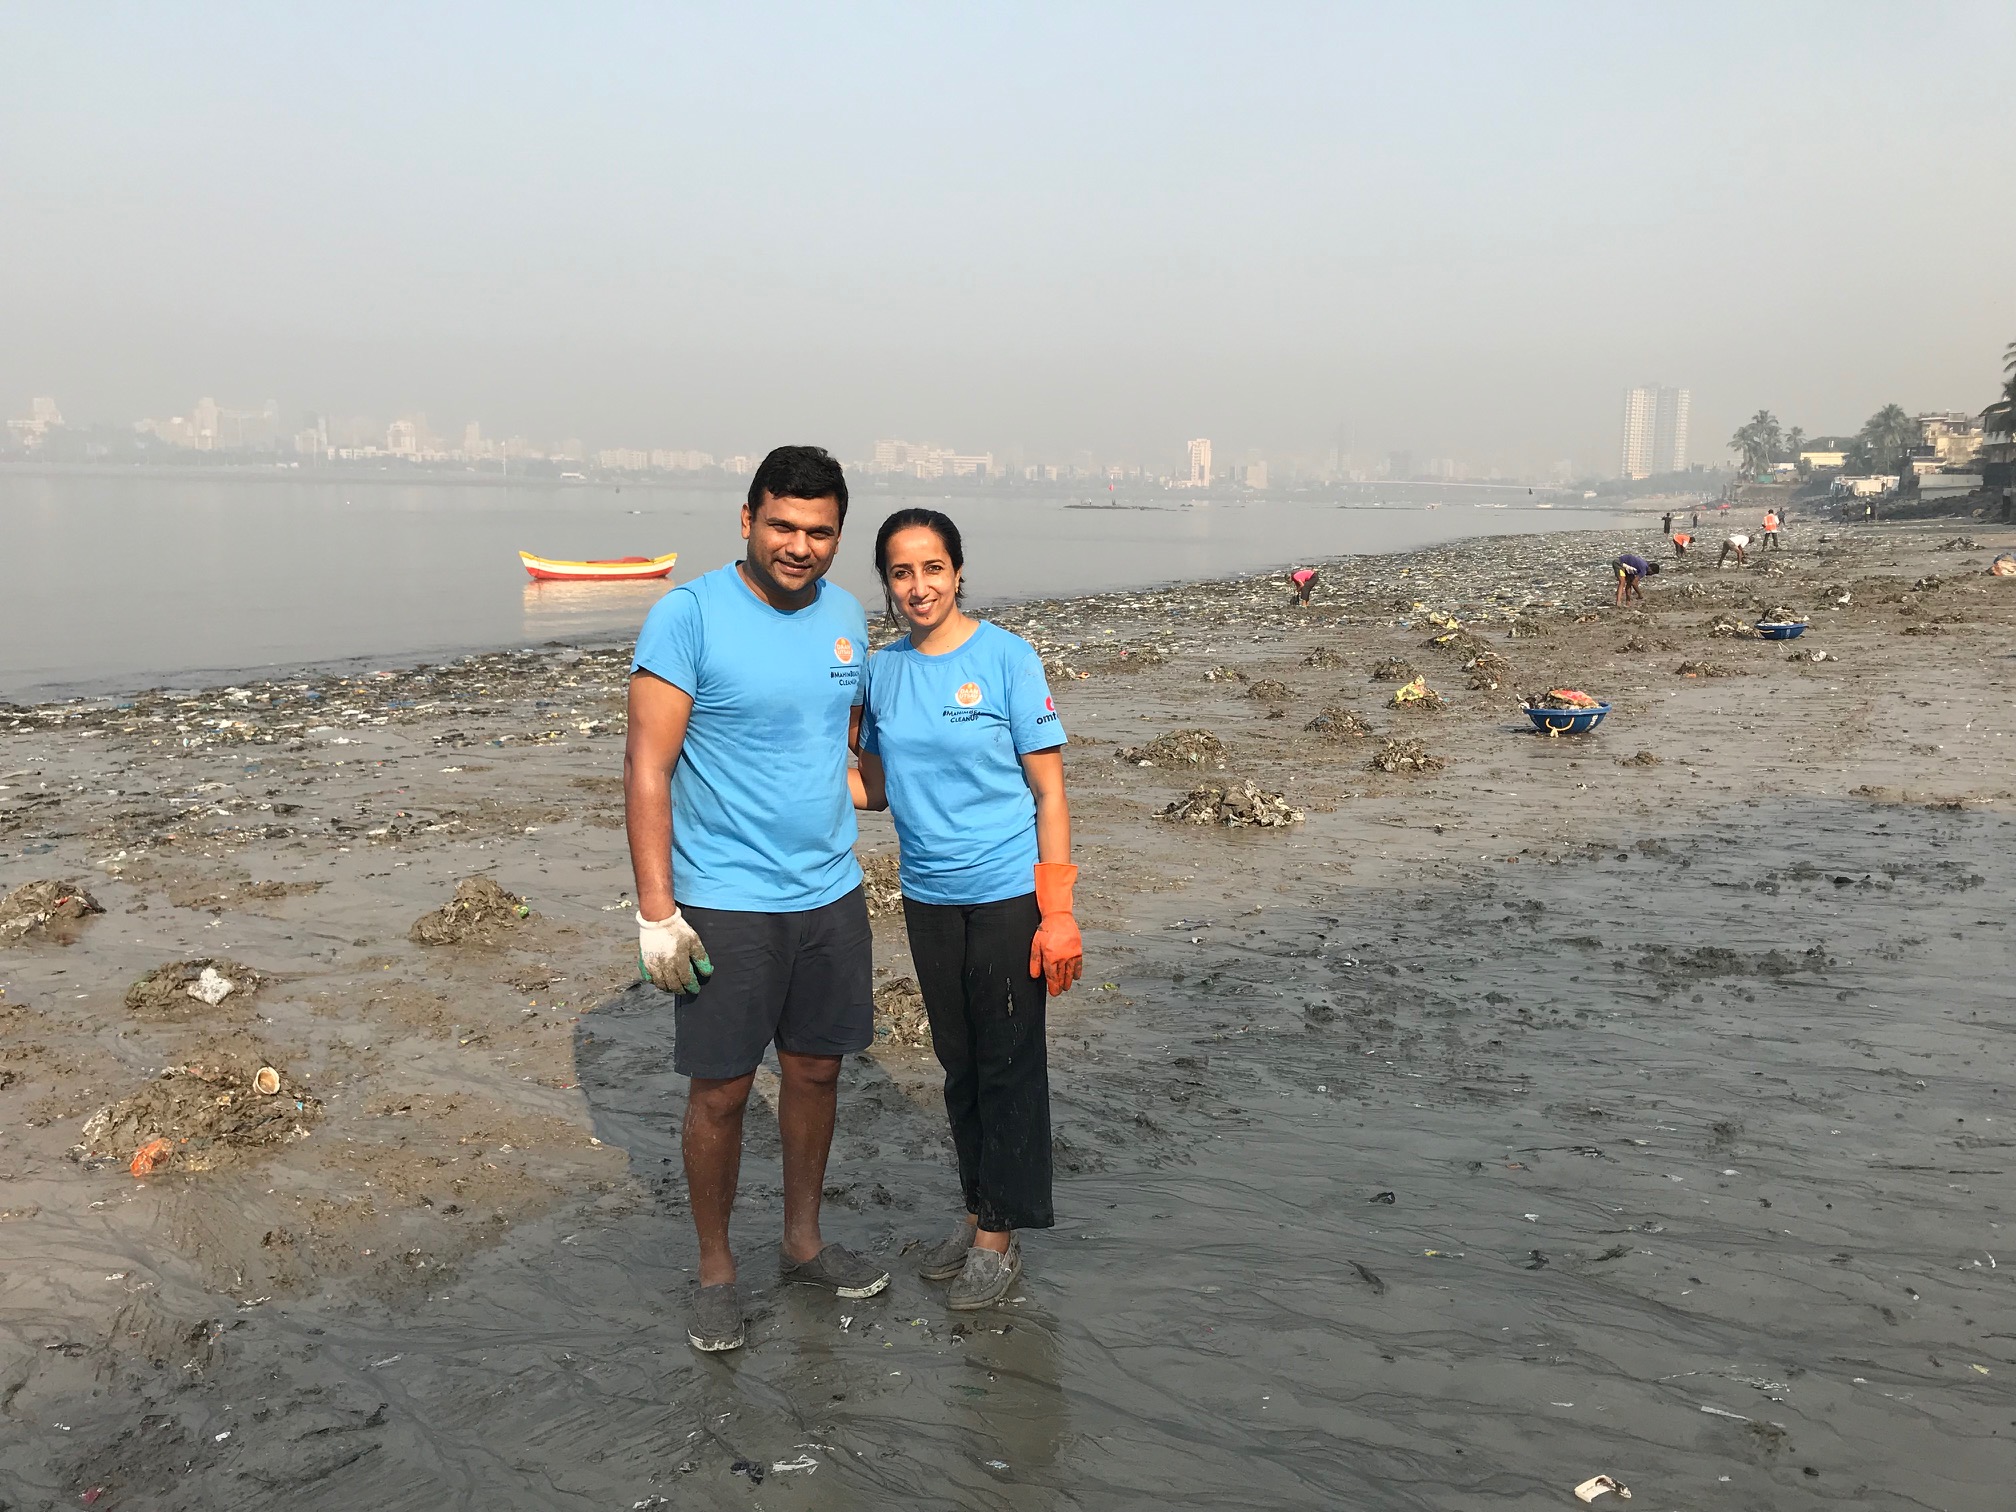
130, 1138, 173, 1177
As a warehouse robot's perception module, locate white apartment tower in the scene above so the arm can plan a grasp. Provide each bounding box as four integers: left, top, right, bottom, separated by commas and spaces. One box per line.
1188, 437, 1212, 487
1620, 386, 1691, 479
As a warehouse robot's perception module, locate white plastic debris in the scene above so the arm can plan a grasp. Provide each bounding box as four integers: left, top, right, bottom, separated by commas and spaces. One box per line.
1574, 1474, 1631, 1502
186, 967, 235, 1006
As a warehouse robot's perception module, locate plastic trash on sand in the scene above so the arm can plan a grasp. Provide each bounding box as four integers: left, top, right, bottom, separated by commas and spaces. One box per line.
186, 966, 236, 1006
130, 1137, 173, 1177
1574, 1474, 1632, 1502
1991, 554, 2016, 577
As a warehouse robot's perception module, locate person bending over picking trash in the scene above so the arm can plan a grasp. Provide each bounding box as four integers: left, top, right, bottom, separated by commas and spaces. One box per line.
1288, 567, 1319, 606
1719, 532, 1751, 568
625, 445, 890, 1354
1613, 552, 1658, 606
853, 507, 1082, 1311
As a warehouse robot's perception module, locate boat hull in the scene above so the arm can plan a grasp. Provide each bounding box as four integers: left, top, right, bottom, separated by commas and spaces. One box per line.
520, 551, 677, 582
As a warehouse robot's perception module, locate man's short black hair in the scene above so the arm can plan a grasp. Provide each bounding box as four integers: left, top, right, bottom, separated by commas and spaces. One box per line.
748, 445, 848, 525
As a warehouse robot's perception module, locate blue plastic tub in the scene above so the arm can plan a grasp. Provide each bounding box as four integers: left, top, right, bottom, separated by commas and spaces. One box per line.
1522, 704, 1611, 735
1756, 622, 1807, 640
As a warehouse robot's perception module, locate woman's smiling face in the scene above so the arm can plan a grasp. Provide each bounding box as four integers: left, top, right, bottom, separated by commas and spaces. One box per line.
882, 525, 963, 634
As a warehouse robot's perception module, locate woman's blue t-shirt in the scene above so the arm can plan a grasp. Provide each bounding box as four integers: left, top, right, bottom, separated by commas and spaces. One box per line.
861, 621, 1066, 906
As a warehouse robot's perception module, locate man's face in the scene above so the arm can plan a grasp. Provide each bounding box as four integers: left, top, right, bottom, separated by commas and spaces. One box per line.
741, 492, 843, 597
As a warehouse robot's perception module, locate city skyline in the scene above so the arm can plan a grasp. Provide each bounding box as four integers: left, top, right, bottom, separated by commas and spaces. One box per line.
0, 389, 1628, 488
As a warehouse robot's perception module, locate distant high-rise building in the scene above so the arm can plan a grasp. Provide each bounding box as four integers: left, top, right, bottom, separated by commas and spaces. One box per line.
1620, 385, 1691, 478
1245, 460, 1268, 490
1187, 438, 1212, 487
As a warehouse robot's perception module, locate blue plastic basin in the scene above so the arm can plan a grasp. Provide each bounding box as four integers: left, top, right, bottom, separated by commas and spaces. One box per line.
1756, 622, 1807, 640
1522, 704, 1611, 735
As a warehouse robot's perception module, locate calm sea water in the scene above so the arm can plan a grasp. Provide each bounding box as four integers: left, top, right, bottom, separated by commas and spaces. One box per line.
3, 471, 1630, 698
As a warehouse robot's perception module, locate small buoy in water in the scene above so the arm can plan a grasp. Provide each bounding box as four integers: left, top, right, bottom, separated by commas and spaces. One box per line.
253, 1067, 281, 1096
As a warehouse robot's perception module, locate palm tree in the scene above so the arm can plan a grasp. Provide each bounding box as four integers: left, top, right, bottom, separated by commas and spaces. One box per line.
1858, 403, 1918, 470
1727, 409, 1781, 476
1985, 340, 2016, 437
1783, 426, 1805, 461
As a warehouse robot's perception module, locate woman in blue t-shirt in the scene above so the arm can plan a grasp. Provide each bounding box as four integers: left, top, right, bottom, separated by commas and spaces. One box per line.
852, 507, 1082, 1310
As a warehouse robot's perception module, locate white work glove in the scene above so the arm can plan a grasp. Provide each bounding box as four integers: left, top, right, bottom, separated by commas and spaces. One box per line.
637, 908, 713, 996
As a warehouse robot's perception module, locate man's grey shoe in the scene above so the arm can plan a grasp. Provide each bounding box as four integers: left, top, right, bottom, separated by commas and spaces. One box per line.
689, 1282, 746, 1352
916, 1221, 978, 1283
779, 1242, 891, 1299
947, 1235, 1022, 1311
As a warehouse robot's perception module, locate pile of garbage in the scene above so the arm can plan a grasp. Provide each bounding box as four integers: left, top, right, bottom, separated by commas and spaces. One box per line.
1704, 613, 1760, 639
1422, 613, 1492, 657
1390, 677, 1444, 711
1117, 729, 1228, 769
1524, 688, 1603, 711
1247, 679, 1295, 703
1302, 647, 1347, 669
1786, 647, 1833, 663
1368, 739, 1445, 774
1464, 652, 1514, 690
1369, 659, 1416, 683
1204, 665, 1247, 683
0, 879, 104, 943
872, 977, 932, 1049
77, 1048, 320, 1174
859, 853, 903, 918
409, 877, 532, 947
124, 957, 267, 1020
1618, 750, 1662, 767
1159, 780, 1304, 828
1676, 661, 1739, 678
1302, 707, 1373, 740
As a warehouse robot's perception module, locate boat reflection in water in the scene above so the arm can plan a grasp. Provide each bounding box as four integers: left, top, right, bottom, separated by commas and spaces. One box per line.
521, 578, 675, 644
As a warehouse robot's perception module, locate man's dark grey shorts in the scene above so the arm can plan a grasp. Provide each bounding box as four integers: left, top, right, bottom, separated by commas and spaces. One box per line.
672, 886, 873, 1079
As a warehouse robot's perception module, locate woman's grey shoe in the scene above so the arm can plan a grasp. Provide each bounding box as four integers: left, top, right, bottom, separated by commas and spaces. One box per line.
917, 1221, 978, 1282
947, 1236, 1022, 1310
689, 1282, 746, 1352
779, 1242, 891, 1299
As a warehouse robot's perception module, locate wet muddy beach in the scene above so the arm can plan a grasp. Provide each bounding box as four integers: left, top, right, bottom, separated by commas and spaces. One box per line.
4, 520, 2015, 1509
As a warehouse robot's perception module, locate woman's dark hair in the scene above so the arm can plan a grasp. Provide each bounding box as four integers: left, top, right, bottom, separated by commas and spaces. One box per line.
748, 445, 849, 524
873, 508, 965, 624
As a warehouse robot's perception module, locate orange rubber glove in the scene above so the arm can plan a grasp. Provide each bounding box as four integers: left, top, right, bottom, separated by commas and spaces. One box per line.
1030, 862, 1083, 997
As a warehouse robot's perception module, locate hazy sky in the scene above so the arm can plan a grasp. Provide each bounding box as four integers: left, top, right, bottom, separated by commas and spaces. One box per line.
5, 3, 2013, 474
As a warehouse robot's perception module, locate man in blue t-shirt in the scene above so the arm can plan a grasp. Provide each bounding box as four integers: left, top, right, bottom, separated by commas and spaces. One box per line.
625, 445, 890, 1353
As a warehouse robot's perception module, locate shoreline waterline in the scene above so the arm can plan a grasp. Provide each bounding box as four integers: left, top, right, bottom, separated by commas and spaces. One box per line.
15, 511, 1640, 704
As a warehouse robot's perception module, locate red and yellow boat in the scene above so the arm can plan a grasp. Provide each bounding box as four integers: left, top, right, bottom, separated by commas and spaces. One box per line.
519, 550, 678, 583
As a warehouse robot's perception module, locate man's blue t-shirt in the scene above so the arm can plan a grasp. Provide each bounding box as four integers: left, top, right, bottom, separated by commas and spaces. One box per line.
1617, 553, 1650, 577
632, 562, 868, 912
861, 621, 1065, 906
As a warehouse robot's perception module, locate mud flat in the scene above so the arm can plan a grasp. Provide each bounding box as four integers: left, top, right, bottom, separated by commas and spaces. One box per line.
3, 520, 2015, 1509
